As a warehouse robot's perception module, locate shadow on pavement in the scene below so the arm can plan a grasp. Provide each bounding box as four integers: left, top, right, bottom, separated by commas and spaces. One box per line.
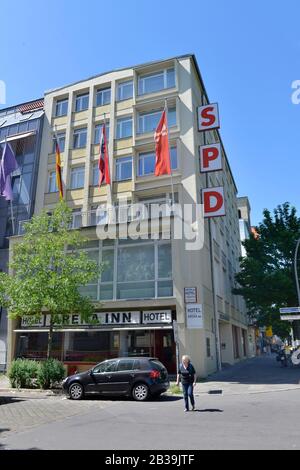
205, 356, 300, 386
80, 394, 181, 403
0, 397, 26, 406
196, 409, 223, 413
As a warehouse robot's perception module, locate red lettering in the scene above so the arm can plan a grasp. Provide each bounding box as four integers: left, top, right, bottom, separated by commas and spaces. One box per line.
204, 191, 224, 213
200, 106, 216, 127
203, 146, 219, 168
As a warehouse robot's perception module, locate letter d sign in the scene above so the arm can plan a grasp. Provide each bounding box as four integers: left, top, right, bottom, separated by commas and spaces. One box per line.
202, 187, 225, 217
198, 103, 220, 131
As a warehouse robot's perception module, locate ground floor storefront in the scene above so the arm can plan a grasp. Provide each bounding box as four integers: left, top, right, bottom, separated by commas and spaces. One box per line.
13, 309, 177, 374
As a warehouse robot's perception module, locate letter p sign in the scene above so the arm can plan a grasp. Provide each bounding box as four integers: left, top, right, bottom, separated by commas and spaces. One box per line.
198, 103, 220, 131
202, 187, 225, 217
200, 143, 222, 173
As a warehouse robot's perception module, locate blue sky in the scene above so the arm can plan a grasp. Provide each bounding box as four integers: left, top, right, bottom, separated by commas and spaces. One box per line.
1, 0, 299, 225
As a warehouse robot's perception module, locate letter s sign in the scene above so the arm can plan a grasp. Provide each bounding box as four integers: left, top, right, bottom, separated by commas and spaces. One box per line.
198, 103, 220, 131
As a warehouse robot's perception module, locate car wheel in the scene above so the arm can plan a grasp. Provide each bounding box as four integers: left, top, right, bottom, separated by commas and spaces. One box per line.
69, 382, 84, 400
132, 383, 149, 401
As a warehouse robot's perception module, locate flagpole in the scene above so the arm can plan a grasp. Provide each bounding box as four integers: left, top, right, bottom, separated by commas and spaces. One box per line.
165, 99, 175, 205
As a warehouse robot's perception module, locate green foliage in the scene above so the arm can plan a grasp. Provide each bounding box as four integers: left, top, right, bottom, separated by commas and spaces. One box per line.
37, 359, 66, 389
0, 200, 102, 324
234, 203, 300, 337
169, 384, 182, 395
8, 359, 39, 389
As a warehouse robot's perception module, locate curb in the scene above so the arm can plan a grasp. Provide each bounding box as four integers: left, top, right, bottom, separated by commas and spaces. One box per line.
0, 387, 64, 395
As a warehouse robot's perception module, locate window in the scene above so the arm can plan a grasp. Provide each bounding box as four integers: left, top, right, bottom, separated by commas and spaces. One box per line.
115, 156, 132, 181
116, 117, 132, 139
138, 108, 176, 134
48, 171, 58, 193
117, 80, 133, 101
138, 147, 177, 176
73, 128, 87, 149
81, 239, 172, 301
206, 338, 211, 358
96, 87, 111, 106
117, 359, 135, 371
70, 166, 85, 189
138, 68, 175, 95
94, 122, 110, 144
55, 99, 68, 117
52, 133, 66, 153
75, 93, 89, 112
70, 209, 82, 229
93, 360, 118, 373
92, 163, 99, 186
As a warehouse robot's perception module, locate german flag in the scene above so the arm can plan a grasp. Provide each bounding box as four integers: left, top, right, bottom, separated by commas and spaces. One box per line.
55, 136, 63, 199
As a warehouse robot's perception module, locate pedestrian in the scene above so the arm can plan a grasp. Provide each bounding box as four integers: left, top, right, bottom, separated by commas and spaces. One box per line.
176, 355, 197, 412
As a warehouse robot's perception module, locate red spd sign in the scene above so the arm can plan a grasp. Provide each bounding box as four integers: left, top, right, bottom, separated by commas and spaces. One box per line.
200, 143, 222, 173
198, 103, 220, 131
202, 186, 225, 217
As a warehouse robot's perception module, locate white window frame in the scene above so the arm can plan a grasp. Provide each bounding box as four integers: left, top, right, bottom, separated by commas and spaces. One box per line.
138, 107, 176, 134
94, 122, 110, 144
96, 87, 111, 107
75, 93, 89, 112
138, 68, 175, 96
48, 171, 58, 193
117, 80, 133, 101
115, 156, 132, 181
52, 132, 66, 153
92, 162, 99, 186
55, 99, 68, 117
70, 209, 82, 229
73, 128, 87, 149
70, 166, 85, 189
116, 116, 132, 139
138, 147, 177, 176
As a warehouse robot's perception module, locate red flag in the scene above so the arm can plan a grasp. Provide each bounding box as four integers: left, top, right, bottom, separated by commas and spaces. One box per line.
154, 110, 171, 176
98, 123, 110, 186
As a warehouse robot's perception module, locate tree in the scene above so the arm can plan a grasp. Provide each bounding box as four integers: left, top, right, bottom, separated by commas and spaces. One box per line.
234, 203, 300, 338
0, 201, 102, 358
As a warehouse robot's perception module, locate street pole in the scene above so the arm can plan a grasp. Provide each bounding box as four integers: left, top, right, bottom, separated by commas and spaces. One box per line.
294, 238, 300, 306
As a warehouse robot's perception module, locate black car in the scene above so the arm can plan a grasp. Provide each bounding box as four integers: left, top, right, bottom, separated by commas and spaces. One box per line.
62, 357, 170, 401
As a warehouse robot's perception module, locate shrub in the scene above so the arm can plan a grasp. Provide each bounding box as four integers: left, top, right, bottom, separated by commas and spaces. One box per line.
8, 359, 40, 389
169, 384, 182, 395
37, 359, 66, 389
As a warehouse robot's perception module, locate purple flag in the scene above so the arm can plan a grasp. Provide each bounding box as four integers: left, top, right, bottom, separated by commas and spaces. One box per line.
0, 143, 19, 201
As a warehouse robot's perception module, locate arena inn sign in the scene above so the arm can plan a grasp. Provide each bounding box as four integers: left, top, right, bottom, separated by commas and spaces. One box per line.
198, 103, 226, 218
20, 310, 173, 329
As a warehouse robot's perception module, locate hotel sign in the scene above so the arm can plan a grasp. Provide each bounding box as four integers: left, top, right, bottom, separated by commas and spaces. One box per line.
186, 304, 204, 329
184, 287, 197, 304
21, 310, 173, 329
142, 310, 172, 324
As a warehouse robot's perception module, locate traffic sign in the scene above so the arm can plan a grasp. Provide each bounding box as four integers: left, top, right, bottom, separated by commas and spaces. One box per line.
279, 307, 300, 314
280, 315, 300, 321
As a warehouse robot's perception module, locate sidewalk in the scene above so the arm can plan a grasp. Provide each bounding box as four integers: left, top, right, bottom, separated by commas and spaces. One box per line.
0, 374, 62, 396
192, 355, 300, 396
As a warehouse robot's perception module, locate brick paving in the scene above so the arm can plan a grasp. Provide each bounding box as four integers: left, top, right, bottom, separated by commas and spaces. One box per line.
0, 392, 115, 438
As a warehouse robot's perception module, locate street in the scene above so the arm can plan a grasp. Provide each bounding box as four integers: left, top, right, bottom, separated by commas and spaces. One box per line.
1, 356, 300, 450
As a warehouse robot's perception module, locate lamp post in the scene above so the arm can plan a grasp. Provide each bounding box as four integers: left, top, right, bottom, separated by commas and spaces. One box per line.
294, 238, 300, 307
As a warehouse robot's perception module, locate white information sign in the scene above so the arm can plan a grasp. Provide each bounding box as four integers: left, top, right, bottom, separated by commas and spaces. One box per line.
186, 304, 204, 329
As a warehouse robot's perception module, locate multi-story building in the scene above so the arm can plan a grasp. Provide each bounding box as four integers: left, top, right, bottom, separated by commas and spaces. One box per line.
237, 196, 257, 356
0, 99, 44, 370
7, 55, 249, 377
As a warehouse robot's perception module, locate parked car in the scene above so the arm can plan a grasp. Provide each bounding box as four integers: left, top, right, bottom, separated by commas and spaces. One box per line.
62, 357, 170, 401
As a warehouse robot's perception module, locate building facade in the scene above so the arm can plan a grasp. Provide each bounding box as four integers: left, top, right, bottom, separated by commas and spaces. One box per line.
7, 55, 250, 377
0, 99, 44, 370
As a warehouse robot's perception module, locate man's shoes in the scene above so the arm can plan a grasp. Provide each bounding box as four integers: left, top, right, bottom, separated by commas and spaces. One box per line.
184, 409, 189, 412
192, 406, 195, 411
